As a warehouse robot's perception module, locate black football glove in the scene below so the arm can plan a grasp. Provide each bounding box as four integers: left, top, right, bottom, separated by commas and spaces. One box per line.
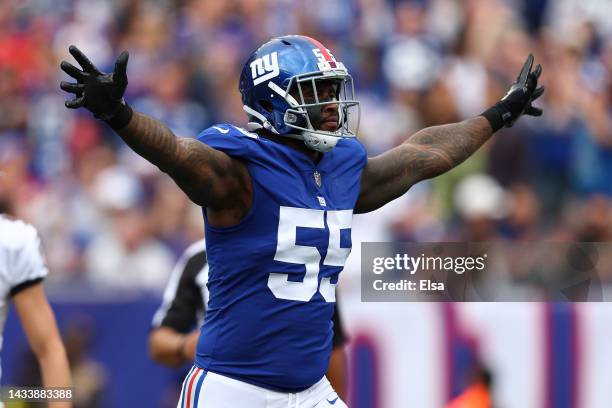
60, 45, 133, 130
482, 54, 544, 132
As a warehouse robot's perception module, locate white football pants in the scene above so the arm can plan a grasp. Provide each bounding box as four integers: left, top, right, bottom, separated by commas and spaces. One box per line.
177, 366, 348, 408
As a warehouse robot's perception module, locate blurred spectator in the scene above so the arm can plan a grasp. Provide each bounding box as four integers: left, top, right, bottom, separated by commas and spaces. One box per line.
84, 166, 174, 293
572, 195, 612, 242
0, 0, 608, 294
498, 183, 541, 241
1, 2, 611, 408
445, 366, 494, 408
63, 318, 108, 408
452, 174, 508, 241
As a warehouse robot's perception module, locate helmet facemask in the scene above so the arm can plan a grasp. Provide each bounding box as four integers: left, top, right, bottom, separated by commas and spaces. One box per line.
239, 35, 361, 152
278, 71, 360, 152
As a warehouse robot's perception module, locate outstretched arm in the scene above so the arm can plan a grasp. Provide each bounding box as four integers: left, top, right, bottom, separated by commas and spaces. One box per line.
356, 117, 492, 213
356, 54, 544, 214
114, 112, 250, 211
60, 46, 250, 211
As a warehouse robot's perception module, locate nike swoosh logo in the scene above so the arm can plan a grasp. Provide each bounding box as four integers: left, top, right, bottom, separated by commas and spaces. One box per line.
327, 397, 338, 405
212, 126, 230, 134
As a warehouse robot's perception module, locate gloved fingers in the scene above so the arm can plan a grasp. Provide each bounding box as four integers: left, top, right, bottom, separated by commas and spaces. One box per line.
60, 61, 86, 82
113, 51, 129, 84
60, 81, 84, 95
517, 54, 534, 85
533, 64, 542, 80
526, 73, 537, 92
531, 86, 545, 101
69, 45, 101, 75
64, 96, 85, 109
525, 105, 543, 117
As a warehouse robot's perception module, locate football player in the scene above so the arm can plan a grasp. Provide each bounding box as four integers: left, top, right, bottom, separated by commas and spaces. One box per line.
0, 213, 72, 408
149, 239, 348, 397
60, 35, 543, 407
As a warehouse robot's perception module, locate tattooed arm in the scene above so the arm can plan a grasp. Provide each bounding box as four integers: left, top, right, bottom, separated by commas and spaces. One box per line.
60, 46, 251, 219
355, 54, 546, 214
116, 112, 251, 212
355, 117, 492, 214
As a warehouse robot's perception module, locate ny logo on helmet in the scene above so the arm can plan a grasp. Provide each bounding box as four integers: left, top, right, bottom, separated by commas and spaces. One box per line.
250, 52, 280, 86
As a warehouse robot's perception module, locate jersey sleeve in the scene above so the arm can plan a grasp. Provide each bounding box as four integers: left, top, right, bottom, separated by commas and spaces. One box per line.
197, 124, 255, 160
334, 136, 368, 176
352, 137, 368, 172
8, 224, 48, 297
152, 244, 207, 332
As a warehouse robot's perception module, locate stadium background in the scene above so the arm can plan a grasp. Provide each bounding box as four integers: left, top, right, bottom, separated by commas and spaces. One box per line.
1, 0, 612, 406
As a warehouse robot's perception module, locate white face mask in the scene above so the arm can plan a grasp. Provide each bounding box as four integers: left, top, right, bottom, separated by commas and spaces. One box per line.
283, 73, 359, 139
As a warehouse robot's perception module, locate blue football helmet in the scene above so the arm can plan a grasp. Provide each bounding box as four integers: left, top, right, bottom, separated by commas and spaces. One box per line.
239, 35, 360, 152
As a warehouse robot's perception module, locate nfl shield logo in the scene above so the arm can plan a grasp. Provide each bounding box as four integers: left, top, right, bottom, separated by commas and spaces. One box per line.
314, 171, 322, 187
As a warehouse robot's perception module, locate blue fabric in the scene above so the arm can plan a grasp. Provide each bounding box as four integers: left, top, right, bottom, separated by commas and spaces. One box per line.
571, 126, 612, 196
194, 124, 367, 392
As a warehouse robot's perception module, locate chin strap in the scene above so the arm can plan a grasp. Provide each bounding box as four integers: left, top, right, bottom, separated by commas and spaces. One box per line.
302, 132, 338, 153
243, 80, 303, 135
268, 82, 300, 107
243, 105, 279, 134
263, 131, 337, 153
243, 82, 340, 152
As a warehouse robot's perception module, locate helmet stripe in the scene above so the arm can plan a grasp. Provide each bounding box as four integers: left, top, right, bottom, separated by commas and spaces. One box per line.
304, 36, 335, 65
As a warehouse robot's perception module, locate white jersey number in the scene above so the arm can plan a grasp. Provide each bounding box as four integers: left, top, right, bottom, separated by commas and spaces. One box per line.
267, 206, 352, 302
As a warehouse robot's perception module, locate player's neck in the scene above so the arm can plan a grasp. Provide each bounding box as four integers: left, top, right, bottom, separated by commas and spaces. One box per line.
258, 131, 322, 164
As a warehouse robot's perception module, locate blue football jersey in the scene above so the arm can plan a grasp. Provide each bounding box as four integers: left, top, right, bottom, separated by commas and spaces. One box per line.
194, 124, 367, 392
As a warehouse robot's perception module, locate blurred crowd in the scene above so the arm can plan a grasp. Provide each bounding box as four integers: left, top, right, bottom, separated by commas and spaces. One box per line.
1, 0, 612, 291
